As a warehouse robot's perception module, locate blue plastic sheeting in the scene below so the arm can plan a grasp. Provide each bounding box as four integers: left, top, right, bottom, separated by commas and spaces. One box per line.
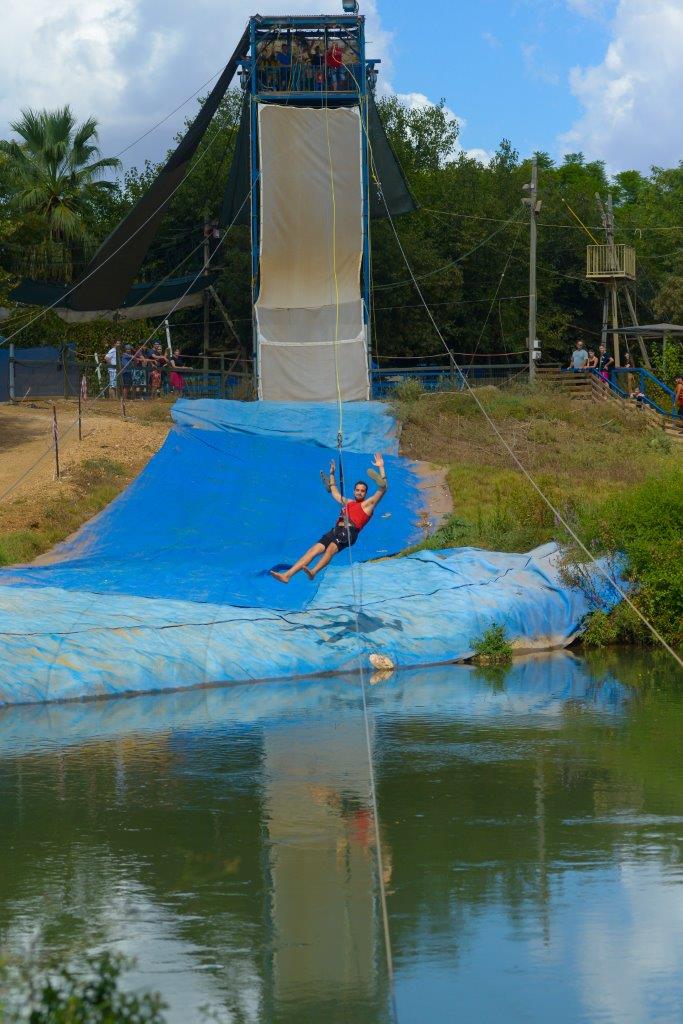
0, 403, 420, 608
0, 542, 621, 705
172, 398, 400, 453
0, 400, 623, 706
0, 656, 631, 759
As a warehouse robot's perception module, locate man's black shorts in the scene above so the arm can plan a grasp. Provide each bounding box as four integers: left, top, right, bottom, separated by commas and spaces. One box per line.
319, 524, 359, 551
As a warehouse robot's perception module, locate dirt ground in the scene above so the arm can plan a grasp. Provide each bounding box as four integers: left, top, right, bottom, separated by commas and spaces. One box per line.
0, 398, 171, 533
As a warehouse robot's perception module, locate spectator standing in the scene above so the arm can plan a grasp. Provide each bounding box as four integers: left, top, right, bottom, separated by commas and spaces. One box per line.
598, 344, 614, 382
586, 349, 598, 369
121, 344, 134, 399
675, 376, 683, 418
275, 43, 290, 89
104, 344, 117, 396
131, 346, 148, 399
149, 342, 166, 398
168, 349, 185, 394
623, 352, 637, 395
326, 41, 344, 90
567, 340, 589, 371
311, 43, 324, 90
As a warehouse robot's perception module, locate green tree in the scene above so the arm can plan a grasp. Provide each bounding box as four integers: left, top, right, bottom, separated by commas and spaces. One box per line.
3, 107, 120, 245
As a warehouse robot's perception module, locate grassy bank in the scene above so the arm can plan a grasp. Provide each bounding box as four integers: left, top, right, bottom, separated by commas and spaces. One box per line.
397, 385, 683, 647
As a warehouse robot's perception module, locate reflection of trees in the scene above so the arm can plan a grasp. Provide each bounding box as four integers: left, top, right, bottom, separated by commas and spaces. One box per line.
376, 667, 683, 960
0, 732, 266, 1016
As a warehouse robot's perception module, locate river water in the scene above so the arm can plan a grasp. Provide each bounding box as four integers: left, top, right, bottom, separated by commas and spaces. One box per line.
1, 650, 682, 1023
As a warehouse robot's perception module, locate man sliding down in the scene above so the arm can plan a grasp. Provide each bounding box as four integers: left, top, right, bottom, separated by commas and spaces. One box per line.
270, 454, 387, 583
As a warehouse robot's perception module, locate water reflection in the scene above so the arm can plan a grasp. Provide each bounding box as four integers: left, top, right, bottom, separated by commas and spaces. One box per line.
0, 651, 681, 1023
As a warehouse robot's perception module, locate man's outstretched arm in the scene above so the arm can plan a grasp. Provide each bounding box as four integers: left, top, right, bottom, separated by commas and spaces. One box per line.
328, 459, 345, 504
363, 453, 388, 511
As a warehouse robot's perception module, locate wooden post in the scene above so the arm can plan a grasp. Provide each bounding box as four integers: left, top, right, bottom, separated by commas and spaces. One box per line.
8, 342, 15, 402
62, 345, 69, 398
52, 404, 60, 480
115, 342, 122, 398
78, 383, 83, 441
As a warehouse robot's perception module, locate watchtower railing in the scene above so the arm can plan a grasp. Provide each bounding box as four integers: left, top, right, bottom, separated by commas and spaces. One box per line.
256, 61, 362, 95
586, 244, 636, 280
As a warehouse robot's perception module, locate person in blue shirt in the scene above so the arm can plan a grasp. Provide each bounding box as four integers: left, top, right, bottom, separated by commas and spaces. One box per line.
567, 340, 589, 371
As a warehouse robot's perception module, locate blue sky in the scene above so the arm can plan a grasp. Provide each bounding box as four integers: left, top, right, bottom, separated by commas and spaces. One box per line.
1, 1, 681, 173
381, 0, 612, 162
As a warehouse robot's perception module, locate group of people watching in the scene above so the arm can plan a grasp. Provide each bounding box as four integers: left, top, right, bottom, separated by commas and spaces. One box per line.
103, 341, 185, 400
257, 36, 356, 91
567, 339, 618, 379
568, 338, 683, 416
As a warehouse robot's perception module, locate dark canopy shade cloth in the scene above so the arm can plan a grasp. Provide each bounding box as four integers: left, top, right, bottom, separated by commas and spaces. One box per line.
220, 92, 417, 226
615, 323, 683, 337
10, 273, 216, 323
64, 26, 250, 314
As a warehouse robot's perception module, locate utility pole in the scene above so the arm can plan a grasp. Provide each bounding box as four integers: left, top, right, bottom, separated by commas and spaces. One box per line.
522, 154, 541, 382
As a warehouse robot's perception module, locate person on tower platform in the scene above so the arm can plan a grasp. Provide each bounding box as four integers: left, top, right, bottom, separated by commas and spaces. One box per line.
270, 454, 388, 583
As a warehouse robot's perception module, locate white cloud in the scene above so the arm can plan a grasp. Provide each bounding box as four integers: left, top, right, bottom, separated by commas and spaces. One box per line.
0, 0, 393, 164
566, 0, 613, 18
560, 0, 683, 170
482, 30, 502, 48
0, 0, 492, 173
521, 43, 560, 86
387, 91, 492, 164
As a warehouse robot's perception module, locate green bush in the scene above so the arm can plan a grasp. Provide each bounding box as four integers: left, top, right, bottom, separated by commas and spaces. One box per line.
393, 376, 424, 403
575, 469, 683, 647
471, 623, 513, 664
1, 952, 167, 1023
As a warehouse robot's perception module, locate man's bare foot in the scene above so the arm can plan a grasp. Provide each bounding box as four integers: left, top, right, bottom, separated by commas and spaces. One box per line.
303, 567, 316, 580
270, 570, 289, 584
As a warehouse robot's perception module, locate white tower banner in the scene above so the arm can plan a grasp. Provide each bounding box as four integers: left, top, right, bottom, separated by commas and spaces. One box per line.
256, 104, 369, 402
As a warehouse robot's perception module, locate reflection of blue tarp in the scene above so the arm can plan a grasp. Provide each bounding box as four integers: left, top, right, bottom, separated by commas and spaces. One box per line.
0, 655, 631, 759
0, 401, 622, 706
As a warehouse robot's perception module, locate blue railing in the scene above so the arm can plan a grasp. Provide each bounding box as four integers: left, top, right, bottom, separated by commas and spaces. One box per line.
371, 364, 528, 399
256, 62, 362, 95
591, 367, 678, 418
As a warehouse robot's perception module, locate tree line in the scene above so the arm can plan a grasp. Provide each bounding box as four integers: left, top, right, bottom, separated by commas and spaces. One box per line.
1, 93, 682, 366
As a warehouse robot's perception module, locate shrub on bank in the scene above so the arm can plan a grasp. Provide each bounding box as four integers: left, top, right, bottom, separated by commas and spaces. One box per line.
470, 623, 513, 664
575, 470, 683, 648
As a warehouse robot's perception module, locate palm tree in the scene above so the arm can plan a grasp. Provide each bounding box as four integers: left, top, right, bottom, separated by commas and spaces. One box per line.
4, 106, 121, 244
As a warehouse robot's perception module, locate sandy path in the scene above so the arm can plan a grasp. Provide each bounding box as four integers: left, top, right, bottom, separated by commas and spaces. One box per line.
0, 400, 170, 529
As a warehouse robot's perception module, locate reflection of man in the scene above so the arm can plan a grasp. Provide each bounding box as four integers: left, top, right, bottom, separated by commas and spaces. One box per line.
311, 786, 393, 887
270, 454, 387, 584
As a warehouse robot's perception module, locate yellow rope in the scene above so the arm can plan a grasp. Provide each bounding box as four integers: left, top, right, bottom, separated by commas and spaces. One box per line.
561, 197, 601, 245
322, 90, 344, 440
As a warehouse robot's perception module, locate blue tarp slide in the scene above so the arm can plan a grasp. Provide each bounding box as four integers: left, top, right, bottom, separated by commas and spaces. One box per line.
0, 401, 621, 705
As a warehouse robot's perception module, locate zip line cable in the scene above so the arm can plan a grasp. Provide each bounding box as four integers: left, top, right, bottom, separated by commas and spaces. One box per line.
114, 66, 227, 160
351, 79, 683, 672
466, 220, 525, 368
372, 210, 524, 292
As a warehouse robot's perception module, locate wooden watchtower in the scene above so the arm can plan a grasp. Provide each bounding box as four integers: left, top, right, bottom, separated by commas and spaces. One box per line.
586, 194, 646, 368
